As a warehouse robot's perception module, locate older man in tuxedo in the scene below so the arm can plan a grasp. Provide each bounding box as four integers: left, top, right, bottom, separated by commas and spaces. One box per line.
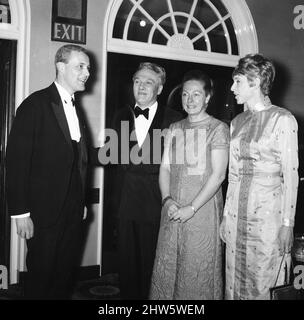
6, 44, 90, 299
102, 62, 183, 299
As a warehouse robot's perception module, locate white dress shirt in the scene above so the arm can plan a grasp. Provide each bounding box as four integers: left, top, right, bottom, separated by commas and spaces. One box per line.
134, 101, 158, 147
13, 82, 81, 218
55, 82, 81, 142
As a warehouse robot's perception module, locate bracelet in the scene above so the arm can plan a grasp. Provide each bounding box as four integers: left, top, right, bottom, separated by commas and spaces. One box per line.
282, 218, 293, 227
162, 196, 172, 207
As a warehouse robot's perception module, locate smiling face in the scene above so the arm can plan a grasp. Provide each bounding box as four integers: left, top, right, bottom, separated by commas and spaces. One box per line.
182, 80, 210, 117
231, 74, 256, 105
57, 50, 90, 95
133, 68, 163, 109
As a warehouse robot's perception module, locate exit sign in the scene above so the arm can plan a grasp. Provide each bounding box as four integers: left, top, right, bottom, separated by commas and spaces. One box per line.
53, 22, 85, 43
51, 0, 87, 44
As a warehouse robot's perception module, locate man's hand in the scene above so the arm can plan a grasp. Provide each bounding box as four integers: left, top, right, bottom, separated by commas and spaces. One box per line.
15, 217, 34, 239
83, 207, 87, 220
278, 225, 294, 255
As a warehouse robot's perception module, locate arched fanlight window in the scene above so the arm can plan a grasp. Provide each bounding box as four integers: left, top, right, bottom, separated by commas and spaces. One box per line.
114, 0, 237, 54
107, 0, 258, 67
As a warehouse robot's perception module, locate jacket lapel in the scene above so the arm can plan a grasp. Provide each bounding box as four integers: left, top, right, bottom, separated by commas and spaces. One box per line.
49, 83, 72, 150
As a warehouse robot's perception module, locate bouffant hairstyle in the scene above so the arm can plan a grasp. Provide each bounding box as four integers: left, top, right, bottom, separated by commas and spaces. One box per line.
232, 53, 275, 96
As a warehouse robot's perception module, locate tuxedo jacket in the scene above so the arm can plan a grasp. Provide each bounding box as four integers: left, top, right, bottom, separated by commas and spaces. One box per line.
6, 83, 88, 228
111, 104, 183, 223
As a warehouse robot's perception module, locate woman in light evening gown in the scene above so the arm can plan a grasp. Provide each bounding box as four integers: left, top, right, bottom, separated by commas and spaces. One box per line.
149, 70, 229, 300
220, 54, 299, 300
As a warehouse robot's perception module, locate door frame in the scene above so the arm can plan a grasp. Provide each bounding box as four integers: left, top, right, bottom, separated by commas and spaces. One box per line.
0, 0, 31, 284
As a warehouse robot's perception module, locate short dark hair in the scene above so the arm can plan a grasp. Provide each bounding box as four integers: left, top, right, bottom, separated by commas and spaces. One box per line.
55, 44, 88, 64
232, 53, 275, 96
133, 62, 166, 85
182, 70, 214, 98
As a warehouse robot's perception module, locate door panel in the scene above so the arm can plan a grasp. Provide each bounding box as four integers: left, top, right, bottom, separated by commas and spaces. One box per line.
0, 39, 16, 267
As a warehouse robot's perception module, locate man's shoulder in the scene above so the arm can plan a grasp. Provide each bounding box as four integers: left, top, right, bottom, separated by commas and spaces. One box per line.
21, 84, 53, 105
17, 84, 55, 113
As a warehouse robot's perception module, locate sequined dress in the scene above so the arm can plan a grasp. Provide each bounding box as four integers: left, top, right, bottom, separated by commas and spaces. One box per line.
150, 115, 229, 300
223, 105, 298, 300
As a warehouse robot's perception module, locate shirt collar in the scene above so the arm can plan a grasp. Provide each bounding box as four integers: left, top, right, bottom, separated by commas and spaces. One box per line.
55, 81, 75, 104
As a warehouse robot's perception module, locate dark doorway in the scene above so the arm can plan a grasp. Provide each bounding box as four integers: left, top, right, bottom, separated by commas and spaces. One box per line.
101, 52, 239, 274
0, 39, 17, 268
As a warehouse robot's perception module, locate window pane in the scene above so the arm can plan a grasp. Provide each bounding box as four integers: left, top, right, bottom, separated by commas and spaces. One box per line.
175, 15, 189, 34
188, 20, 204, 39
152, 29, 168, 45
193, 36, 208, 51
141, 0, 168, 21
171, 0, 194, 14
211, 0, 228, 17
159, 17, 174, 37
128, 9, 153, 42
113, 0, 133, 38
0, 0, 11, 24
194, 0, 218, 29
226, 18, 239, 55
209, 24, 227, 53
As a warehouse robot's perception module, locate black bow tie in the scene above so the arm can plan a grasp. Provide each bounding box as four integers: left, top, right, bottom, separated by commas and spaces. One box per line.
71, 98, 75, 107
134, 106, 149, 119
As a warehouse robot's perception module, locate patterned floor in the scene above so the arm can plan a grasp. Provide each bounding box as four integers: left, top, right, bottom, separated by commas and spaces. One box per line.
72, 273, 120, 300
0, 273, 120, 300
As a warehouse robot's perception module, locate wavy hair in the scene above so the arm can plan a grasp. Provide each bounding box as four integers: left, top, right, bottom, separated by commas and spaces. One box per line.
232, 53, 275, 96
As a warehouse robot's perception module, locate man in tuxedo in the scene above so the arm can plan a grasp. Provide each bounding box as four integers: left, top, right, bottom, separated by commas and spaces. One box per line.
104, 62, 182, 299
6, 44, 90, 299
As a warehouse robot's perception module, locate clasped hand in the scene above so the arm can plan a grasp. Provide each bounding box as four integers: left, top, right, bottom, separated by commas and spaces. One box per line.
165, 199, 195, 223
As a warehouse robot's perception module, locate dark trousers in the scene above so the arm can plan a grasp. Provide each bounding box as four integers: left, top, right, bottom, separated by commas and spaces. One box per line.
118, 219, 160, 300
25, 141, 84, 299
25, 215, 82, 299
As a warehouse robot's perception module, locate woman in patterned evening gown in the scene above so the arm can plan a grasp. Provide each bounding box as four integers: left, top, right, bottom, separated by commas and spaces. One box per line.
149, 70, 229, 300
220, 54, 299, 300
